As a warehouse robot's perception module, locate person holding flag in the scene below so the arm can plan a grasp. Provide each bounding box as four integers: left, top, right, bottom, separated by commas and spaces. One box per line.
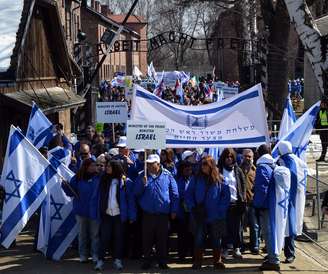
134, 154, 179, 270
277, 140, 308, 264
62, 158, 101, 267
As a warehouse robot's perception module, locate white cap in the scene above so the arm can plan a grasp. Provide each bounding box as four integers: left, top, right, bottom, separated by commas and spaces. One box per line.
134, 149, 145, 153
278, 140, 292, 156
108, 148, 119, 156
182, 150, 193, 161
146, 154, 160, 164
116, 136, 127, 148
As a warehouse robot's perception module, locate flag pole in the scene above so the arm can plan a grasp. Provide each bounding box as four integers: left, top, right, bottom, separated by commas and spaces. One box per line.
144, 150, 147, 178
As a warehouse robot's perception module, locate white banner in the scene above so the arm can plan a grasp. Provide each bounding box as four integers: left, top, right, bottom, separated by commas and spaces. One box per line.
96, 102, 128, 123
127, 121, 166, 149
131, 84, 269, 148
213, 82, 239, 99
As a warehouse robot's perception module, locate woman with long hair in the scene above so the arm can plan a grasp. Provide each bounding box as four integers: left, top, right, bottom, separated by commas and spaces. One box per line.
96, 160, 136, 271
62, 158, 101, 267
218, 148, 247, 259
185, 155, 230, 269
160, 149, 177, 177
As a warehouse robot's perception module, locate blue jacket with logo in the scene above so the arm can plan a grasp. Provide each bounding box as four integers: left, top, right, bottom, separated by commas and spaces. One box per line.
62, 175, 100, 220
134, 168, 179, 214
185, 176, 231, 223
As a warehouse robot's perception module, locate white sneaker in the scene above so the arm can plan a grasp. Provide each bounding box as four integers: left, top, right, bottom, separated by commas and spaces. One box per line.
94, 260, 104, 271
233, 248, 243, 259
113, 259, 123, 270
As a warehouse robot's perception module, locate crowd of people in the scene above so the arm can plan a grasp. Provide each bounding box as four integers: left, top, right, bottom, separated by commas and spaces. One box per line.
0, 75, 327, 273
2, 121, 318, 272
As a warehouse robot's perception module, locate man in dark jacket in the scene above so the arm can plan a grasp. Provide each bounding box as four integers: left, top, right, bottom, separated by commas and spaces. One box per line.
134, 154, 179, 270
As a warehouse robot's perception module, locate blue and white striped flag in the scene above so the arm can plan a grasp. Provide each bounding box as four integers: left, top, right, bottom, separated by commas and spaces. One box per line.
278, 95, 297, 140
48, 146, 71, 167
272, 101, 320, 161
0, 125, 59, 248
269, 166, 291, 256
26, 102, 53, 149
37, 154, 77, 261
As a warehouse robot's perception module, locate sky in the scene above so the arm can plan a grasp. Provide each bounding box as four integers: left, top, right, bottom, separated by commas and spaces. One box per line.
0, 0, 24, 72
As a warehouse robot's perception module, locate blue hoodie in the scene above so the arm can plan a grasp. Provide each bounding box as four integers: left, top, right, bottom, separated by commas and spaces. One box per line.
62, 175, 100, 220
253, 154, 275, 209
134, 168, 179, 215
185, 176, 231, 224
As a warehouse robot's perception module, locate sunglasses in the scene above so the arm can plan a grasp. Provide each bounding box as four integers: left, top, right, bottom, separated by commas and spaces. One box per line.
201, 162, 209, 166
80, 152, 89, 156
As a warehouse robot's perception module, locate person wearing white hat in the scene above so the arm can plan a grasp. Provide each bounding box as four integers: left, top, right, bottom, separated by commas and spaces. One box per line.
277, 140, 307, 265
134, 154, 179, 270
113, 136, 137, 180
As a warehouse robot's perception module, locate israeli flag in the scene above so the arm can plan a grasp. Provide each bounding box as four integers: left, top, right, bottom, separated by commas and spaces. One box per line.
269, 166, 291, 255
278, 153, 307, 237
204, 147, 220, 164
37, 154, 77, 261
26, 102, 54, 149
48, 146, 71, 167
278, 95, 297, 140
0, 126, 59, 248
272, 101, 320, 161
147, 62, 157, 81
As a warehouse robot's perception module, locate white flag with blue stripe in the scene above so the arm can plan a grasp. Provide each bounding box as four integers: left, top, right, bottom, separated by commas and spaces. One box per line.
269, 166, 291, 255
26, 102, 53, 149
37, 154, 77, 261
0, 126, 59, 248
132, 83, 269, 148
278, 95, 297, 140
48, 146, 71, 167
272, 101, 320, 161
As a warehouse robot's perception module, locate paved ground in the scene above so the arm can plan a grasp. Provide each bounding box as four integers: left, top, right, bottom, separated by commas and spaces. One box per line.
0, 232, 327, 274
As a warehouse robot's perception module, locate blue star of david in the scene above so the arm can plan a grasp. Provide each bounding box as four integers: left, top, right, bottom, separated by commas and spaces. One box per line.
299, 170, 307, 191
28, 128, 35, 140
50, 195, 64, 221
278, 190, 289, 219
5, 170, 22, 203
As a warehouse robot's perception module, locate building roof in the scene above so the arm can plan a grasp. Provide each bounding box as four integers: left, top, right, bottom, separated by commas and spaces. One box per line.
315, 14, 328, 36
84, 6, 140, 38
108, 14, 147, 24
1, 87, 86, 114
0, 0, 26, 73
0, 0, 74, 81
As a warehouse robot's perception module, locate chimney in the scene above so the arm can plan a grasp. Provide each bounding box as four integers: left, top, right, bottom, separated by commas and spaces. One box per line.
95, 1, 101, 13
101, 4, 108, 16
91, 0, 95, 9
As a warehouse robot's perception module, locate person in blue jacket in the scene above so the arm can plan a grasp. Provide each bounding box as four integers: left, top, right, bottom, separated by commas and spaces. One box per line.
95, 160, 136, 271
62, 158, 101, 267
175, 160, 194, 260
134, 154, 179, 270
253, 144, 280, 271
185, 155, 230, 270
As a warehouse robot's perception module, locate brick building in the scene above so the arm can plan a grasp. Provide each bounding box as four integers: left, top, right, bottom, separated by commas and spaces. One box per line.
0, 0, 85, 156
80, 0, 147, 84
